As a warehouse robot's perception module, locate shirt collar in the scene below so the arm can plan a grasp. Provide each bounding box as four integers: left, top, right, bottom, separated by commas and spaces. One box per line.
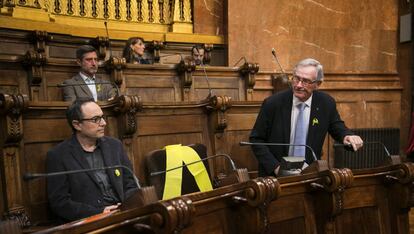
292, 94, 313, 107
79, 72, 95, 82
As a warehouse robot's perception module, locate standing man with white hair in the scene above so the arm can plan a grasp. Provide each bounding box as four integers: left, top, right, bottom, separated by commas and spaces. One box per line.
250, 58, 363, 177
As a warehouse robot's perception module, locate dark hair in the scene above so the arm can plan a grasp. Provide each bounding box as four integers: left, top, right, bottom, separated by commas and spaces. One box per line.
76, 45, 98, 60
66, 98, 95, 132
191, 44, 204, 55
123, 37, 145, 63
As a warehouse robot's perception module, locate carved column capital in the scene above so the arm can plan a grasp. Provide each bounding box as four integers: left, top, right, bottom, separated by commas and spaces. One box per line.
206, 95, 232, 133
105, 56, 126, 86
207, 95, 232, 111
147, 40, 164, 63
0, 93, 29, 145
176, 59, 196, 100
22, 50, 46, 86
92, 36, 110, 60
239, 62, 259, 100
30, 30, 51, 53
202, 44, 213, 65
113, 95, 142, 138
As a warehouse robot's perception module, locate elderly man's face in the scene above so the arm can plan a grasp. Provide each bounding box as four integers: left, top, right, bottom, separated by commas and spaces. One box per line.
291, 65, 321, 102
192, 48, 205, 65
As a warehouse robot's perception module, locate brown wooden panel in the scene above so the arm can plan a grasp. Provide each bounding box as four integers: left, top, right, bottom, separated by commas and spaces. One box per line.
23, 119, 71, 143
137, 114, 205, 136
336, 207, 382, 233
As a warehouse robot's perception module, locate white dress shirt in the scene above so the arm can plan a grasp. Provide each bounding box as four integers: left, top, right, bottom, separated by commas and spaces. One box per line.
79, 72, 98, 101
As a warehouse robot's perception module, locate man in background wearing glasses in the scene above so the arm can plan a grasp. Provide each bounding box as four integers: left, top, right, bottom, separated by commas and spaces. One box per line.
250, 58, 363, 177
46, 98, 137, 223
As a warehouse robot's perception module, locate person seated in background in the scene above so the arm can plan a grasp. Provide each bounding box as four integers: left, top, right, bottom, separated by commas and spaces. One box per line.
47, 98, 138, 222
122, 37, 151, 64
62, 45, 117, 102
191, 44, 205, 65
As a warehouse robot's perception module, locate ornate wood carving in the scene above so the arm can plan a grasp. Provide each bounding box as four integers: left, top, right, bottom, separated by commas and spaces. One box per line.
392, 163, 414, 209
113, 95, 142, 138
239, 62, 259, 101
147, 40, 164, 63
244, 176, 280, 233
92, 36, 110, 60
22, 50, 46, 101
105, 56, 126, 86
176, 59, 195, 101
30, 30, 51, 53
0, 93, 30, 227
206, 95, 232, 133
0, 93, 29, 145
203, 44, 213, 65
150, 197, 195, 233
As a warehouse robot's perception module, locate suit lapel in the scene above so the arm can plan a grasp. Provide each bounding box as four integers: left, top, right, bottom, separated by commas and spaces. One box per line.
68, 135, 101, 187
282, 92, 293, 153
100, 138, 123, 200
74, 74, 93, 97
307, 93, 320, 161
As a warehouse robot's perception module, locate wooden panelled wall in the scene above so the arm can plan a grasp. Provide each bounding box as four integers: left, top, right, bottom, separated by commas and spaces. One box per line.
0, 28, 402, 226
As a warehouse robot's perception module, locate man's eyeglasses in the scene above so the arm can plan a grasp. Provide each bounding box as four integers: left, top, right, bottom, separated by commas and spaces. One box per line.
80, 115, 106, 124
292, 76, 317, 86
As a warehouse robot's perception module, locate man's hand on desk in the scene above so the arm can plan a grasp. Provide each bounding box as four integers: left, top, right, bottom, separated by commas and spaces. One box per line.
343, 135, 364, 151
103, 203, 121, 213
274, 165, 280, 176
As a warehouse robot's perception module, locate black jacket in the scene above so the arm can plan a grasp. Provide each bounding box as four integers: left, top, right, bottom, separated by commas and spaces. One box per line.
46, 135, 137, 222
250, 89, 353, 176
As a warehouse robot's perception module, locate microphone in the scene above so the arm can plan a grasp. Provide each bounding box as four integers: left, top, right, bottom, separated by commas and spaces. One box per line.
150, 153, 237, 177
271, 48, 286, 74
239, 141, 317, 161
104, 21, 112, 59
23, 165, 141, 189
334, 141, 390, 156
271, 48, 290, 88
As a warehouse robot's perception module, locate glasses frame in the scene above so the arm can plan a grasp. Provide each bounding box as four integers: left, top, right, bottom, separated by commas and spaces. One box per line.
291, 75, 318, 86
80, 115, 106, 124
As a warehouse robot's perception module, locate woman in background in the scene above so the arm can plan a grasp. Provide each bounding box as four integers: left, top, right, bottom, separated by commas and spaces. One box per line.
122, 37, 151, 64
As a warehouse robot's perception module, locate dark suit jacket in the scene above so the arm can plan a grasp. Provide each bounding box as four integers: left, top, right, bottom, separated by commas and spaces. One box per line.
62, 73, 117, 101
250, 89, 353, 176
46, 135, 137, 222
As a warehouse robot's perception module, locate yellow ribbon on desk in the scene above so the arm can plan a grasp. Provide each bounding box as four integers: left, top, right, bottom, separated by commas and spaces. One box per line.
162, 144, 213, 200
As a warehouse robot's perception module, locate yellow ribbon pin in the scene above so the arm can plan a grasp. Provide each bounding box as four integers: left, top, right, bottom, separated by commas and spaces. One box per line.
312, 117, 319, 126
114, 169, 121, 177
96, 84, 101, 92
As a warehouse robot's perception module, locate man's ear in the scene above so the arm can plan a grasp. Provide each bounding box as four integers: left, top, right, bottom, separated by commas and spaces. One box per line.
72, 120, 82, 131
314, 81, 322, 89
76, 59, 82, 66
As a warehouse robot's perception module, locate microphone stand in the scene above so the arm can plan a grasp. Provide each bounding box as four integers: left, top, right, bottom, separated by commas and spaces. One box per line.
150, 153, 237, 176
24, 165, 141, 189
150, 153, 250, 186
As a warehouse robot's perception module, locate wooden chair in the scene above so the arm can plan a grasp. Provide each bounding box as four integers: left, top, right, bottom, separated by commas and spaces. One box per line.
145, 144, 212, 200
